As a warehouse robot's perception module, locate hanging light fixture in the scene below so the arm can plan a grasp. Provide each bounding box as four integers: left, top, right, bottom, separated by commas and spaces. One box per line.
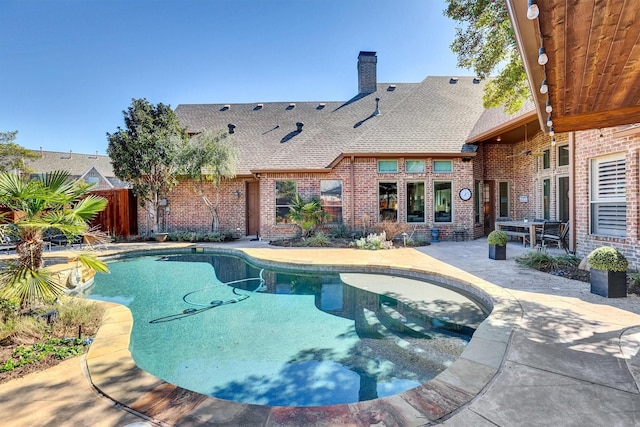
538, 46, 548, 65
549, 126, 555, 137
545, 100, 553, 113
527, 0, 539, 20
551, 136, 556, 146
540, 79, 548, 94
546, 115, 553, 127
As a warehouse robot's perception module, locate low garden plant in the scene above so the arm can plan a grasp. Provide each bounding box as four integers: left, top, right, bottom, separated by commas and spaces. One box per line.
515, 251, 580, 271
353, 232, 394, 250
0, 296, 104, 382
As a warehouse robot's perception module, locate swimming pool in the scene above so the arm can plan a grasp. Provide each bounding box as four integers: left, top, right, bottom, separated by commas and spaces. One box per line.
87, 251, 488, 407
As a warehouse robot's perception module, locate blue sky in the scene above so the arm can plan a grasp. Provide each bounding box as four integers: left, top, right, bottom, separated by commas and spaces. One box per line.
1, 0, 469, 155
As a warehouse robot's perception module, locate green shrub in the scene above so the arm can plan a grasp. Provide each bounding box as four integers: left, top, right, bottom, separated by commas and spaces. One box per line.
487, 230, 508, 246
587, 246, 628, 272
304, 231, 331, 247
515, 252, 579, 270
330, 223, 352, 239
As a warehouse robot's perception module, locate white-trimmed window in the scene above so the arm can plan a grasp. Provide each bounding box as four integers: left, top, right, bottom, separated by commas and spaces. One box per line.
433, 160, 452, 173
406, 181, 425, 223
275, 180, 297, 224
590, 154, 626, 237
558, 144, 569, 167
405, 160, 425, 173
379, 181, 398, 221
320, 180, 342, 223
434, 181, 452, 223
378, 160, 398, 173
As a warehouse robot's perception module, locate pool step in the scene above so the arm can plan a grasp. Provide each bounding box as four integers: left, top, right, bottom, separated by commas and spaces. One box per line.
379, 301, 476, 337
361, 308, 429, 356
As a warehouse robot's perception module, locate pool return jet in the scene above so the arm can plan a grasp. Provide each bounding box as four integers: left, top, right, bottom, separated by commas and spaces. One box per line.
149, 269, 265, 324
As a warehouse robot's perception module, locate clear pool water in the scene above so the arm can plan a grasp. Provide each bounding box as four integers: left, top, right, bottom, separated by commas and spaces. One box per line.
86, 252, 485, 407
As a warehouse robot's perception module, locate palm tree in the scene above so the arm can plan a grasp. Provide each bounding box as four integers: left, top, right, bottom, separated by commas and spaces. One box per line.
0, 171, 108, 308
286, 194, 332, 238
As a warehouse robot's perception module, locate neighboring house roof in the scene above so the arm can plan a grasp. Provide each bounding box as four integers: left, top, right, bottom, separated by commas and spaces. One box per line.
24, 150, 128, 188
176, 76, 487, 174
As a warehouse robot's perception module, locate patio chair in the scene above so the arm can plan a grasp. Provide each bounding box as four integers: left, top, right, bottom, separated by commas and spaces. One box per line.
541, 222, 570, 253
539, 221, 564, 251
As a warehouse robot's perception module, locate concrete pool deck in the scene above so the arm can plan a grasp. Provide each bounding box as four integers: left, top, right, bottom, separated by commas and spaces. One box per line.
1, 238, 640, 426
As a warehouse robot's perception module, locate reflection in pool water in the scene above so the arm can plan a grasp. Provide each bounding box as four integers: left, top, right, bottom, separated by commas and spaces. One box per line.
87, 252, 486, 407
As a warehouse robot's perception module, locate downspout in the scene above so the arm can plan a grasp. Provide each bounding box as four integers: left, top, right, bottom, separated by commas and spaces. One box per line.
569, 132, 576, 254
351, 155, 356, 228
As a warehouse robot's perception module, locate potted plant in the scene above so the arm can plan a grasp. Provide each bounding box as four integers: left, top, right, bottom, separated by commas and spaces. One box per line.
587, 246, 628, 298
154, 232, 169, 242
488, 230, 508, 260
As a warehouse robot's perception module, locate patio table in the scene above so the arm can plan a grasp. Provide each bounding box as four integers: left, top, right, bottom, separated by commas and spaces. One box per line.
494, 220, 544, 247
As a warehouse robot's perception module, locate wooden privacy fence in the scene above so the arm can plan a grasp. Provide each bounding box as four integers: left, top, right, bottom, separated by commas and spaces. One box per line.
90, 188, 138, 238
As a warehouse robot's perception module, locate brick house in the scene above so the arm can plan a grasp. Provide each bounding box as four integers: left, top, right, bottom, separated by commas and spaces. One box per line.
154, 45, 640, 269
166, 52, 489, 242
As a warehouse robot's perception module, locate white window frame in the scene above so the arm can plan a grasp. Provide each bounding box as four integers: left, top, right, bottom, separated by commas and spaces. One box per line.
406, 181, 425, 223
433, 160, 453, 173
320, 179, 343, 224
590, 153, 626, 237
377, 160, 398, 173
405, 160, 425, 173
275, 180, 297, 225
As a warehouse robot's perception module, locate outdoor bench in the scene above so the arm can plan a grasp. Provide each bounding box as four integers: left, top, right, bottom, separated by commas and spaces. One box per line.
501, 230, 529, 246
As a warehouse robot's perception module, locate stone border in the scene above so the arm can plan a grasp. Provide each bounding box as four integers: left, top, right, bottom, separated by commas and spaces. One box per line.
86, 247, 522, 425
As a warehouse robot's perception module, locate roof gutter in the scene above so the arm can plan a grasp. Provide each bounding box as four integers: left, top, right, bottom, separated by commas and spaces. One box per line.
327, 152, 477, 169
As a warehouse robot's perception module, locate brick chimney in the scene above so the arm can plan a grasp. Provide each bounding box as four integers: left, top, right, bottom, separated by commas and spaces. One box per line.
357, 51, 377, 94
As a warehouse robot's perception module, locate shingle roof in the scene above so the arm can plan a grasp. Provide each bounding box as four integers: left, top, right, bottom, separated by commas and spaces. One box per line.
175, 76, 487, 174
24, 150, 126, 187
26, 150, 113, 175
466, 99, 537, 142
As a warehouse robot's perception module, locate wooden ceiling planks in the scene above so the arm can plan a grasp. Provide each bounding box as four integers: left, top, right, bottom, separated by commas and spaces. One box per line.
507, 0, 640, 133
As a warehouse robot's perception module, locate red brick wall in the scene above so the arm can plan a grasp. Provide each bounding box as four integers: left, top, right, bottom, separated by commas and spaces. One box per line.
260, 158, 473, 238
137, 178, 251, 235
481, 130, 569, 223
573, 126, 640, 268
145, 156, 477, 241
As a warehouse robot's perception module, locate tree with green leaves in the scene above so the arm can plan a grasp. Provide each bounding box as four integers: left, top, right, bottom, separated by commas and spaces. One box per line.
444, 0, 530, 113
107, 98, 188, 234
0, 131, 38, 173
0, 171, 108, 308
177, 128, 238, 232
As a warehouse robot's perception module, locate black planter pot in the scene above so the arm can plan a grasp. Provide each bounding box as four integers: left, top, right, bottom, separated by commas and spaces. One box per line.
590, 269, 627, 298
489, 244, 506, 260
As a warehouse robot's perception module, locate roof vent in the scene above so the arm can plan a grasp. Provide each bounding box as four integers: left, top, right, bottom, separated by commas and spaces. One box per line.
317, 103, 326, 110
449, 77, 459, 84
473, 77, 481, 84
287, 103, 296, 110
228, 123, 236, 134
387, 84, 396, 91
221, 104, 230, 111
296, 122, 304, 132
373, 97, 381, 116
254, 103, 263, 110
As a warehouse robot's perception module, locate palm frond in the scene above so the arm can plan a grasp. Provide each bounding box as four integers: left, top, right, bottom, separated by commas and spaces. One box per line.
0, 265, 66, 307
71, 252, 110, 274
73, 195, 108, 221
